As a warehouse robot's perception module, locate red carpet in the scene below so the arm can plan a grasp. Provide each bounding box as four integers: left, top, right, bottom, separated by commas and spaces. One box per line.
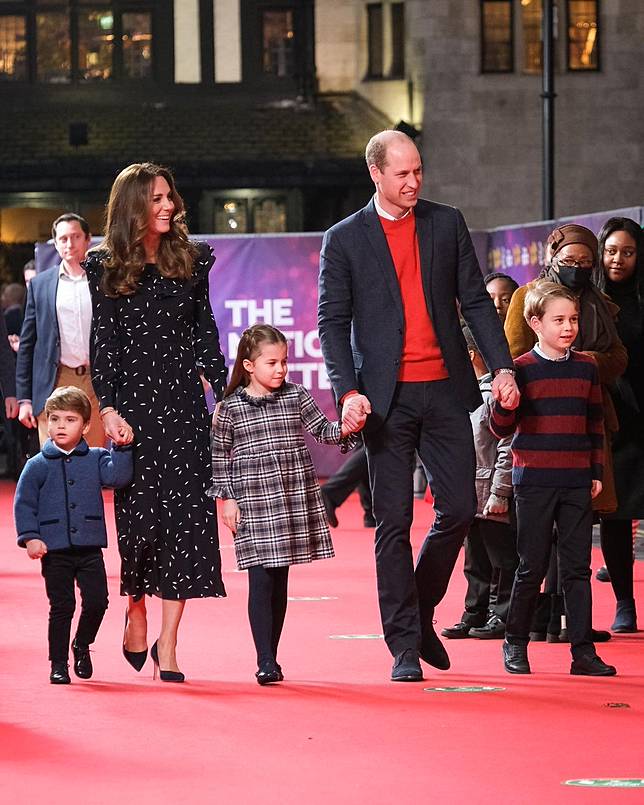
1, 478, 642, 804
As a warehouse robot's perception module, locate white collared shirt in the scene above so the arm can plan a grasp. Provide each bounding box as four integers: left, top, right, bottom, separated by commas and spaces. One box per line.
534, 343, 571, 362
56, 262, 92, 368
373, 194, 412, 222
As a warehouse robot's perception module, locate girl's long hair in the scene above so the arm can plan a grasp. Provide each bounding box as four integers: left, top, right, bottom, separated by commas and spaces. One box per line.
592, 216, 644, 302
97, 162, 198, 297
225, 324, 287, 397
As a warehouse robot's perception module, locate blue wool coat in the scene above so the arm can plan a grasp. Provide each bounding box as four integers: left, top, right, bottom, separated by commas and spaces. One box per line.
14, 439, 133, 550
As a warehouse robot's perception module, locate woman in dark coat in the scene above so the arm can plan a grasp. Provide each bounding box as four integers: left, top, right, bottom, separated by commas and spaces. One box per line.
86, 163, 228, 681
593, 217, 643, 632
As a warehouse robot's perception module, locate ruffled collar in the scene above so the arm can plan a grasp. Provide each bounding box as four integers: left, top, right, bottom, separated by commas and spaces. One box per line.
236, 385, 284, 407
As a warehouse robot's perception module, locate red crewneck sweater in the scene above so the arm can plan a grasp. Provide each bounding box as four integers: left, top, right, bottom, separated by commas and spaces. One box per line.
380, 211, 448, 382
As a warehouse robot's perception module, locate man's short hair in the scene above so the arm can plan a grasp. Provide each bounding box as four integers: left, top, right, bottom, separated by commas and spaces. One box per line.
523, 280, 578, 324
484, 272, 519, 292
44, 386, 92, 423
52, 213, 90, 240
365, 129, 416, 172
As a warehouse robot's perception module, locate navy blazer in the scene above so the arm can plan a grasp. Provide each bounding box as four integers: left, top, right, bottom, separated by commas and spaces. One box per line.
14, 439, 133, 550
0, 311, 16, 399
318, 198, 513, 430
15, 265, 61, 416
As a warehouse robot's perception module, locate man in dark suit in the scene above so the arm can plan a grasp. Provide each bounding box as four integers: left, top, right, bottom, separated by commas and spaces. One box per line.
16, 213, 103, 448
318, 130, 519, 681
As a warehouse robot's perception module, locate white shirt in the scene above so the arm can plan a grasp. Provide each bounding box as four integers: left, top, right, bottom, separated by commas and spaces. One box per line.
373, 194, 412, 222
534, 344, 571, 362
56, 263, 92, 368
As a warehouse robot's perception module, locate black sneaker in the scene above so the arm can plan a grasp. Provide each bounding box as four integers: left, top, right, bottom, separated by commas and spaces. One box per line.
391, 649, 423, 682
570, 654, 617, 676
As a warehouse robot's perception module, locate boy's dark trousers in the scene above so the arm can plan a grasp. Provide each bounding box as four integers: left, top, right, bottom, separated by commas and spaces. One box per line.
505, 485, 594, 659
41, 546, 109, 663
462, 518, 518, 625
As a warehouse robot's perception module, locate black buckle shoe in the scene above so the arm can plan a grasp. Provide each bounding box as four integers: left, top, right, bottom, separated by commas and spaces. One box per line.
391, 649, 423, 682
420, 626, 450, 669
503, 641, 531, 674
50, 661, 71, 685
570, 654, 617, 676
72, 639, 93, 679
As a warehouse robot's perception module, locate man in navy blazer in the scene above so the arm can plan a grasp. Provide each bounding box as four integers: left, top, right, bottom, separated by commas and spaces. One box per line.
16, 213, 103, 447
318, 130, 520, 681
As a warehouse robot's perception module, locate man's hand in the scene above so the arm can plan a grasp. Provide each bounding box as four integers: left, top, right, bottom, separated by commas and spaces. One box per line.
221, 499, 241, 534
492, 374, 520, 410
26, 539, 47, 559
8, 334, 19, 353
5, 396, 18, 419
342, 394, 371, 433
591, 480, 603, 499
19, 401, 37, 429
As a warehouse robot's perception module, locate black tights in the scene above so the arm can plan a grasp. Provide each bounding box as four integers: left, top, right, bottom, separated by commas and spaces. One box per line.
247, 566, 290, 665
600, 518, 634, 601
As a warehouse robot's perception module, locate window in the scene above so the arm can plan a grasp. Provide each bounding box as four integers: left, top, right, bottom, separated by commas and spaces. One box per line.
211, 192, 289, 234
0, 1, 155, 83
390, 2, 405, 78
261, 9, 295, 78
481, 0, 513, 73
521, 0, 542, 74
366, 3, 383, 78
567, 0, 598, 70
0, 16, 27, 80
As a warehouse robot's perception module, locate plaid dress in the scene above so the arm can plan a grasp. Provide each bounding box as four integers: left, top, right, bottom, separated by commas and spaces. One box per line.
209, 382, 345, 570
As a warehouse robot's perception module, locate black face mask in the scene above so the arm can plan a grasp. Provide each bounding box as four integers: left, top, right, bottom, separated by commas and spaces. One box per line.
556, 265, 592, 291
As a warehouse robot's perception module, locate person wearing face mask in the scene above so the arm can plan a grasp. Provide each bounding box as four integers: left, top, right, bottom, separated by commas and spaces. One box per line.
591, 217, 643, 633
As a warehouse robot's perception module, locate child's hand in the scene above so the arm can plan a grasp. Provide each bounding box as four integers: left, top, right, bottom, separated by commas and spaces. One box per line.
221, 499, 241, 534
25, 539, 47, 560
118, 425, 134, 445
591, 480, 603, 499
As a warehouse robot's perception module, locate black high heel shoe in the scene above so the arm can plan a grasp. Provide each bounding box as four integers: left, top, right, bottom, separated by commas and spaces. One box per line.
151, 641, 185, 683
255, 659, 282, 686
122, 611, 147, 672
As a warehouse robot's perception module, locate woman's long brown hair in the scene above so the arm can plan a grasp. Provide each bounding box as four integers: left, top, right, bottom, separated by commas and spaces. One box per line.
97, 163, 198, 297
225, 325, 288, 397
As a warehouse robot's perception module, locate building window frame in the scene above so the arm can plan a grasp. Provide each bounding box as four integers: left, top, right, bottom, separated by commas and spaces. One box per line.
480, 0, 514, 74
389, 2, 405, 79
566, 0, 599, 72
366, 2, 384, 79
200, 189, 302, 235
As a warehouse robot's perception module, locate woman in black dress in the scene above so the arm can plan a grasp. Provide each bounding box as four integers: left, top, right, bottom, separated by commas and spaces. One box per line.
85, 163, 227, 681
593, 217, 643, 633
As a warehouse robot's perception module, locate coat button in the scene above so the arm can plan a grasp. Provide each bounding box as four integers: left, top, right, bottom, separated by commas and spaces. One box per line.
68, 479, 74, 485
65, 458, 72, 463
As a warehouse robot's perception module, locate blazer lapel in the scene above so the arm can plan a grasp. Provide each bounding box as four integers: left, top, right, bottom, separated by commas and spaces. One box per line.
47, 264, 61, 340
415, 203, 436, 322
361, 200, 404, 327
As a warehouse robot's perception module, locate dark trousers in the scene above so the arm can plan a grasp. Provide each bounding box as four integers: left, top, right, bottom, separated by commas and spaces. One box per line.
462, 518, 518, 625
364, 380, 476, 656
600, 518, 634, 601
247, 565, 290, 665
41, 546, 109, 663
506, 486, 594, 658
322, 445, 372, 516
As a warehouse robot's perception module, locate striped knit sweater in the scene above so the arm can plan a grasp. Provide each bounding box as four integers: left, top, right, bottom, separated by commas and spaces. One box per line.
490, 349, 604, 488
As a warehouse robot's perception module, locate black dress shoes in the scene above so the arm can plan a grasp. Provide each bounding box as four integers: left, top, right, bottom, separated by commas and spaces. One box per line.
50, 661, 71, 685
556, 627, 612, 643
321, 490, 338, 528
391, 649, 423, 682
420, 627, 451, 670
256, 659, 283, 685
502, 641, 531, 674
570, 654, 617, 676
441, 621, 473, 639
469, 615, 506, 639
72, 638, 93, 679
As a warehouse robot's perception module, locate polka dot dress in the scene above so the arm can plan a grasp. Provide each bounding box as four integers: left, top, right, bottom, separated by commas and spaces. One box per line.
85, 243, 227, 600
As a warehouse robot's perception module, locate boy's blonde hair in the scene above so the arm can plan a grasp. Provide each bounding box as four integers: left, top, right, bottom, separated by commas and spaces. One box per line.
523, 280, 579, 324
44, 386, 92, 423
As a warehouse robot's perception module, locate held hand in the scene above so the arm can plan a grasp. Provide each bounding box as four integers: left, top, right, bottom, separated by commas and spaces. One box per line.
482, 493, 509, 517
492, 374, 520, 410
5, 396, 19, 419
342, 394, 371, 433
8, 334, 19, 353
26, 539, 47, 560
200, 372, 212, 395
591, 480, 603, 499
102, 411, 134, 445
18, 402, 37, 429
221, 499, 241, 534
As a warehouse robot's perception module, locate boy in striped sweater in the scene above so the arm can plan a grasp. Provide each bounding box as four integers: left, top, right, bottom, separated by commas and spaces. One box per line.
491, 280, 616, 676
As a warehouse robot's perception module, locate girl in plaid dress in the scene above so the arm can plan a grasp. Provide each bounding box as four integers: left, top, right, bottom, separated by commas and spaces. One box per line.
209, 325, 355, 685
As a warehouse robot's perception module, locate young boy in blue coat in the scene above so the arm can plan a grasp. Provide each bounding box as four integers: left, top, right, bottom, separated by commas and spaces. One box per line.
14, 386, 133, 684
